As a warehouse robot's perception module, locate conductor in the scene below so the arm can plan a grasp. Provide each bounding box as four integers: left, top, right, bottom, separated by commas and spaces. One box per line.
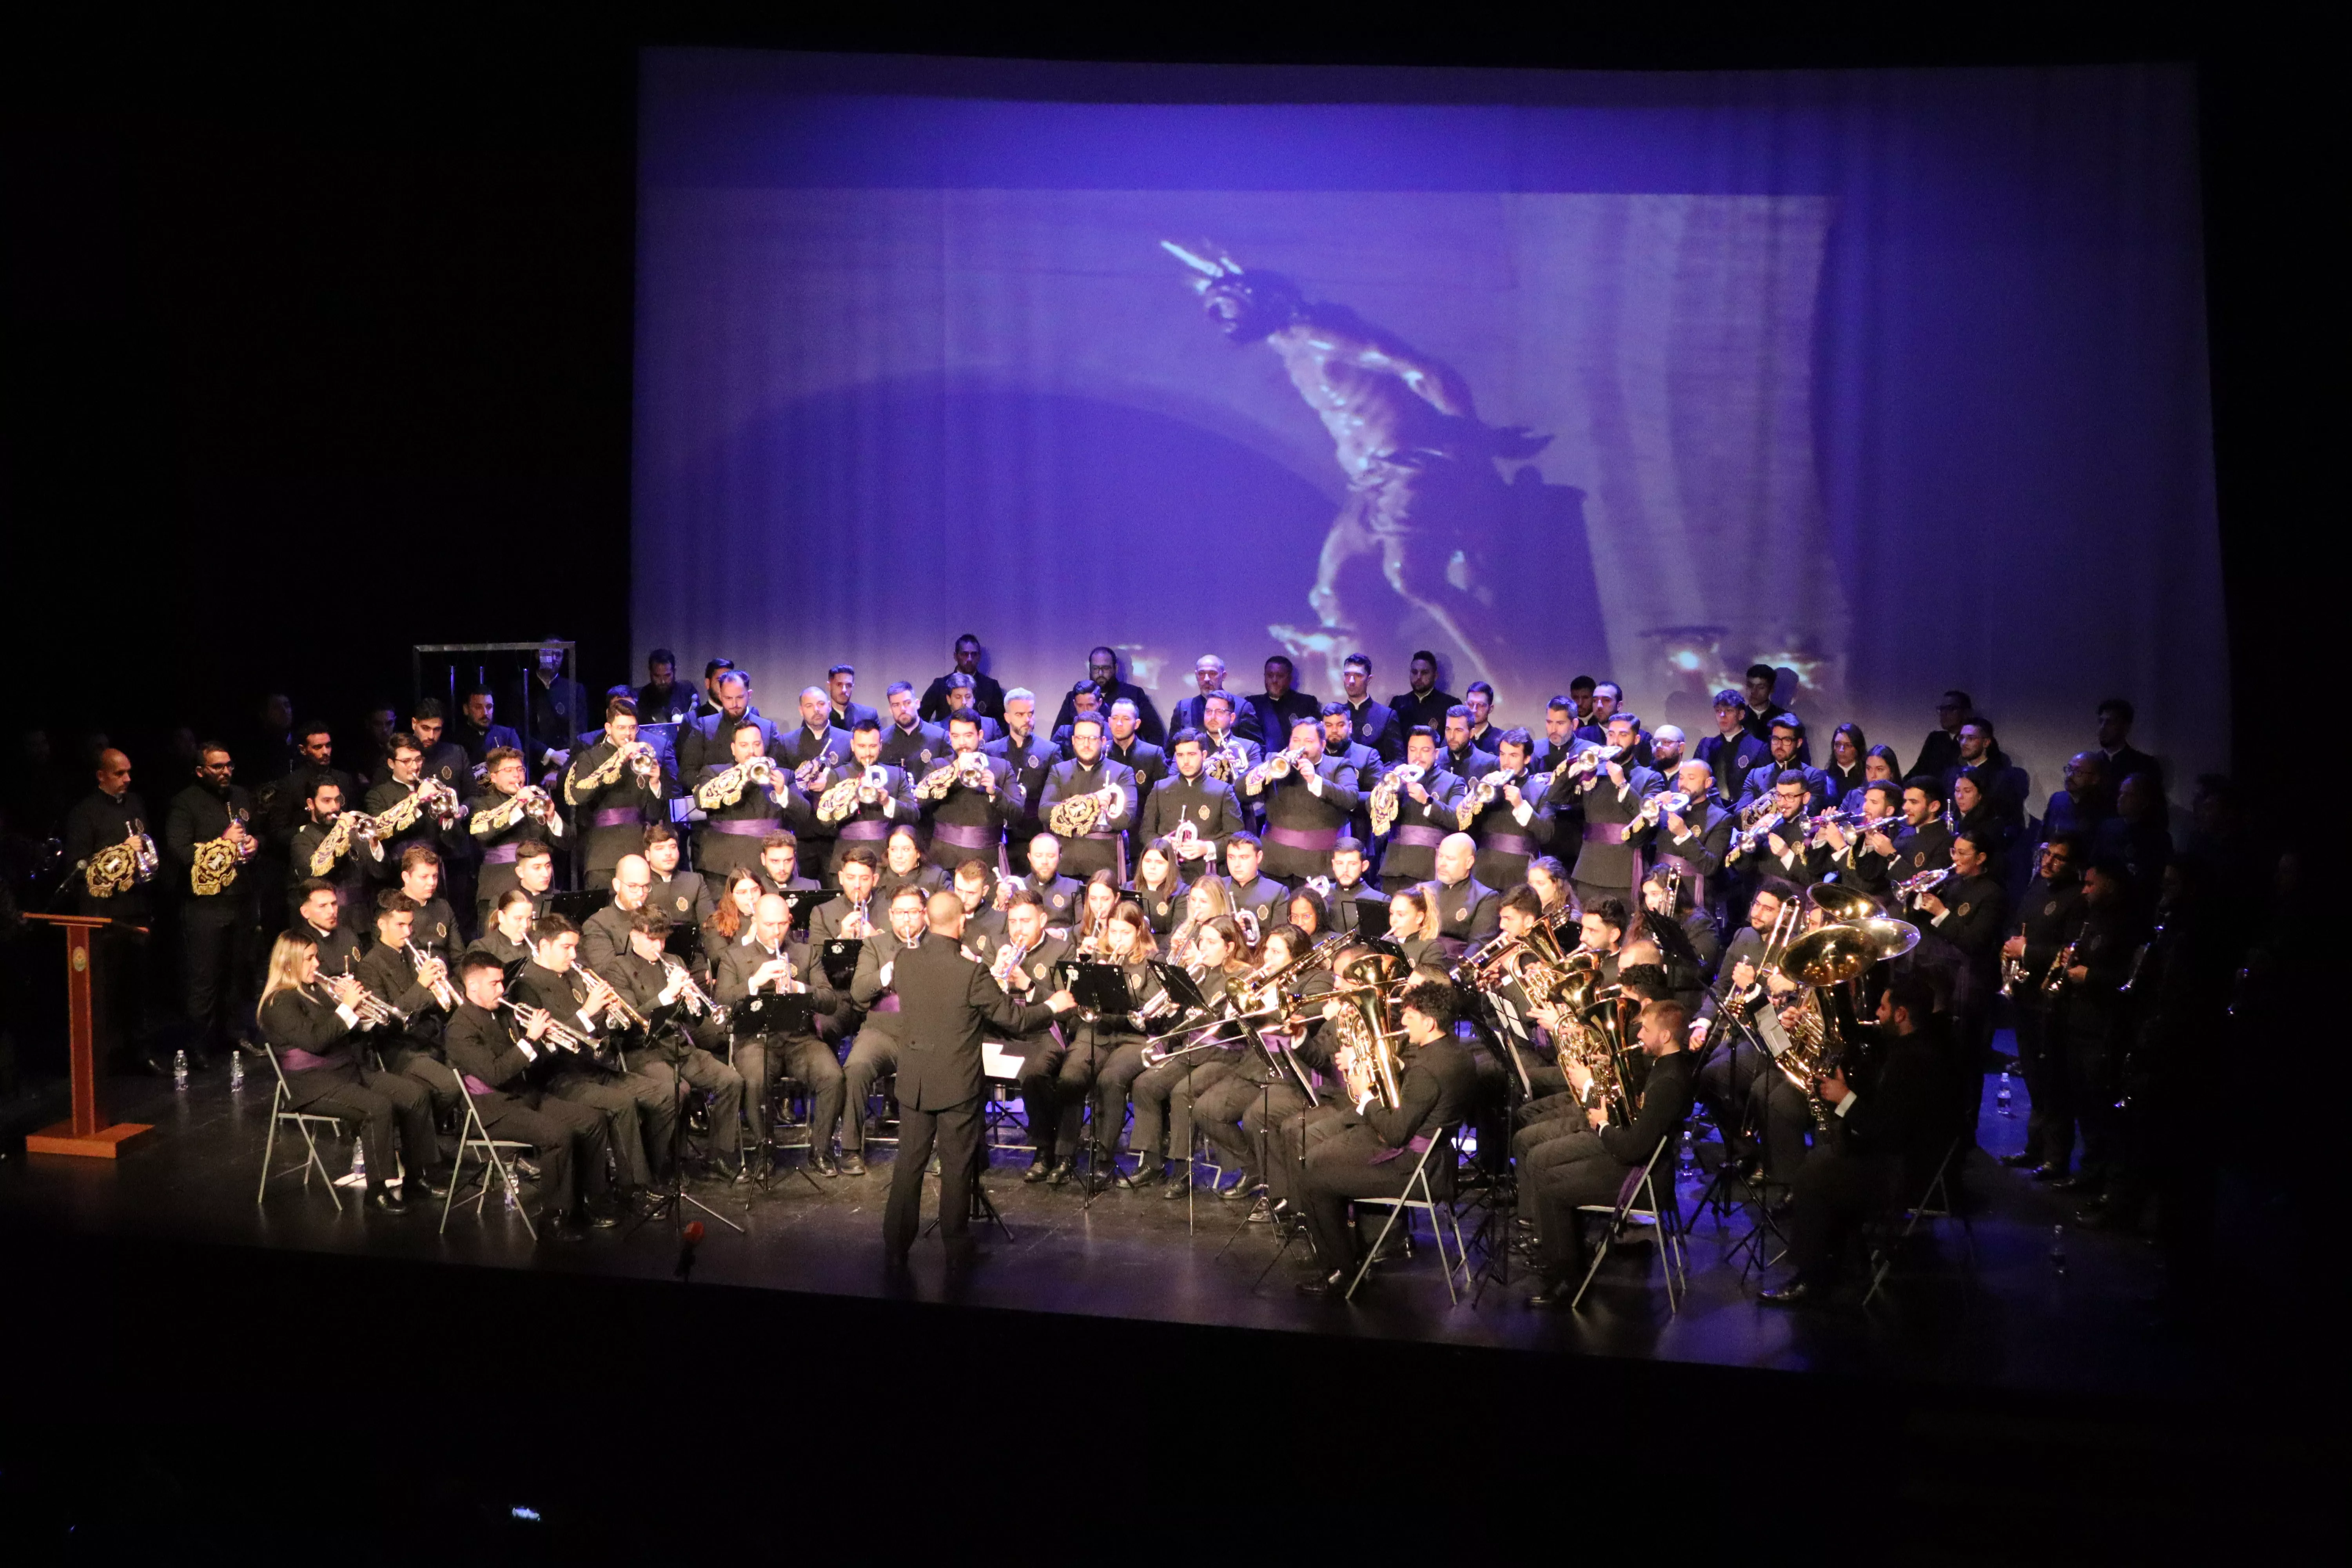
883, 888, 1077, 1269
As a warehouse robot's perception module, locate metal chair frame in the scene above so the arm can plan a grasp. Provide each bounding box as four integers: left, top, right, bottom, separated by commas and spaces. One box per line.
440, 1086, 539, 1240
1569, 1132, 1691, 1312
1343, 1123, 1471, 1305
255, 1042, 350, 1211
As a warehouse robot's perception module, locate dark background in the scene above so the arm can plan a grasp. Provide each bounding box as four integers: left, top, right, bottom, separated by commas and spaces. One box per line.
1, 9, 2318, 790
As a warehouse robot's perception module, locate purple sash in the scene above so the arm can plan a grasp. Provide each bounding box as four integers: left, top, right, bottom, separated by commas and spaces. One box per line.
931, 822, 995, 851
872, 994, 902, 1014
1479, 833, 1536, 856
1390, 825, 1446, 849
837, 820, 891, 842
1583, 822, 1630, 844
463, 1074, 497, 1097
1265, 824, 1339, 853
481, 844, 519, 865
708, 817, 780, 836
590, 807, 641, 829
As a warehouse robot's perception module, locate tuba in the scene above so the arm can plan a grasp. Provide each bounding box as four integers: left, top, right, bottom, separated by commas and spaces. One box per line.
1327, 974, 1405, 1110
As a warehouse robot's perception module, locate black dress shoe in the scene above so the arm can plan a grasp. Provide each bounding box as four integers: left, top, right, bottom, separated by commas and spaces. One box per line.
1160, 1171, 1190, 1199
1295, 1269, 1345, 1297
1997, 1151, 2040, 1169
1126, 1161, 1162, 1187
1024, 1159, 1053, 1183
1047, 1159, 1073, 1187
416, 1167, 455, 1199
548, 1213, 588, 1241
575, 1205, 621, 1230
368, 1189, 410, 1214
2029, 1162, 2071, 1183
1219, 1179, 1258, 1203
809, 1153, 840, 1178
838, 1152, 868, 1177
1759, 1277, 1822, 1306
1245, 1196, 1274, 1224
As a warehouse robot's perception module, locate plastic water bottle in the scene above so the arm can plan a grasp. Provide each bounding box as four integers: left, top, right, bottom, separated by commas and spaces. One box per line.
502, 1175, 518, 1212
172, 1049, 189, 1091
2047, 1221, 2066, 1274
1677, 1129, 1697, 1178
228, 1052, 245, 1092
1996, 1070, 2014, 1118
349, 1138, 367, 1184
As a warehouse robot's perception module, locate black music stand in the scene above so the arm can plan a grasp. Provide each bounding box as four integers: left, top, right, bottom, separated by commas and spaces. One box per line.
732, 993, 824, 1193
816, 940, 862, 992
630, 1007, 748, 1238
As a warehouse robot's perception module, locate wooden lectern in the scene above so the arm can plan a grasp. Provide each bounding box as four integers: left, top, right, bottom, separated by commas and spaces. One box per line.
22, 913, 153, 1158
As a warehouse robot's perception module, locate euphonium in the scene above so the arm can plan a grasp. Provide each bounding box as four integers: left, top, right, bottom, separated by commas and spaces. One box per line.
1772, 991, 1837, 1131
1327, 984, 1404, 1109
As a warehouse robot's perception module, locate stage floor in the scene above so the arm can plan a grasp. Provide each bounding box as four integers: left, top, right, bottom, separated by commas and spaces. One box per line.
0, 1054, 2230, 1401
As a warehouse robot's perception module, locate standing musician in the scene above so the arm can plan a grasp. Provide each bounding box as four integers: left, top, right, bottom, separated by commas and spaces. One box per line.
1521, 999, 1695, 1307
1733, 714, 1831, 813
1195, 922, 1339, 1218
877, 680, 949, 774
350, 889, 466, 1112
1696, 688, 1774, 801
751, 830, 822, 909
634, 648, 698, 725
1374, 726, 1468, 895
445, 953, 621, 1236
2046, 857, 2142, 1196
361, 731, 463, 886
1439, 704, 1498, 782
837, 884, 935, 1176
983, 686, 1060, 867
1336, 653, 1404, 764
255, 930, 452, 1212
1737, 770, 1828, 890
1138, 727, 1248, 877
777, 684, 854, 780
932, 673, 1003, 743
468, 745, 562, 921
1278, 978, 1479, 1296
1530, 696, 1582, 777
1121, 913, 1247, 1192
1760, 979, 1951, 1304
1194, 690, 1263, 788
1217, 833, 1291, 928
693, 717, 808, 879
880, 889, 1077, 1271
165, 740, 258, 1070
1318, 701, 1384, 850
642, 824, 711, 939
289, 877, 363, 979
511, 914, 676, 1207
1457, 727, 1555, 892
592, 906, 747, 1182
711, 892, 849, 1179
1999, 834, 2086, 1180
808, 719, 919, 878
918, 633, 1005, 724
1889, 775, 1955, 881
563, 696, 674, 890
1036, 713, 1140, 884
1911, 827, 2007, 1131
987, 888, 1083, 1183
288, 774, 375, 924
451, 687, 526, 773
915, 711, 1022, 873
823, 663, 879, 735
1388, 649, 1457, 739
1555, 711, 1662, 917
1167, 653, 1255, 742
1245, 716, 1362, 885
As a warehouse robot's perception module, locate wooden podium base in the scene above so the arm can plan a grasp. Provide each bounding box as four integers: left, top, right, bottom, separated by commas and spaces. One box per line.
26, 1120, 153, 1159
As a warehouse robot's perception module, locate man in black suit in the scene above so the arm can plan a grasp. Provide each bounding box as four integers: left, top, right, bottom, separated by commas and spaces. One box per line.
2094, 697, 2162, 796
1913, 690, 1971, 786
1388, 649, 1457, 739
1336, 654, 1403, 764
918, 634, 1005, 724
712, 893, 848, 1177
878, 681, 949, 775
1421, 832, 1501, 947
1167, 653, 1261, 744
1242, 655, 1319, 751
824, 664, 880, 735
675, 670, 787, 778
1047, 646, 1166, 747
881, 889, 1076, 1269
445, 953, 620, 1236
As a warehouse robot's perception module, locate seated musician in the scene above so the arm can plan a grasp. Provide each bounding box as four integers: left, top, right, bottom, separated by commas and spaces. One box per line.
512, 915, 677, 1208
1195, 922, 1339, 1219
948, 858, 1006, 953
1279, 978, 1480, 1296
1000, 831, 1083, 926
711, 892, 848, 1180
1165, 875, 1236, 969
394, 846, 463, 965
641, 824, 710, 941
692, 716, 805, 879
1285, 886, 1327, 942
1111, 911, 1245, 1192
255, 931, 452, 1212
593, 906, 747, 1183
445, 953, 621, 1236
1421, 831, 1501, 947
986, 887, 1082, 1183
290, 877, 362, 979
838, 884, 935, 1177
876, 825, 946, 905
1689, 878, 1803, 1185
466, 887, 537, 972
1125, 838, 1189, 938
1384, 885, 1454, 976
1521, 999, 1696, 1308
1216, 833, 1289, 931
1321, 837, 1376, 935
1525, 855, 1575, 926
350, 889, 465, 1112
1514, 953, 1668, 1167
751, 830, 822, 917
1761, 978, 1953, 1305
1640, 865, 1721, 1000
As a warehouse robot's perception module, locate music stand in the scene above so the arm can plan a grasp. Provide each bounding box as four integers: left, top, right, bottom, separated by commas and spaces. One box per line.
732, 993, 822, 1193
1350, 896, 1392, 945
1053, 961, 1135, 1018
816, 940, 862, 991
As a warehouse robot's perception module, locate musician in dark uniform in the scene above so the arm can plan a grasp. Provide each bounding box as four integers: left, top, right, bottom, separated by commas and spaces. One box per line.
1648, 759, 1735, 920
445, 953, 620, 1235
451, 688, 525, 772
506, 642, 589, 779
254, 929, 451, 1213
642, 825, 711, 942
987, 889, 1083, 1182
1218, 834, 1291, 928
1321, 839, 1378, 935
1422, 833, 1502, 947
466, 887, 539, 973
593, 906, 746, 1181
1889, 776, 1955, 881
350, 891, 465, 1114
1552, 713, 1662, 917
775, 685, 853, 777
2000, 835, 2086, 1179
878, 681, 949, 774
1245, 717, 1361, 885
1439, 706, 1497, 782
876, 828, 947, 906
983, 687, 1059, 868
288, 775, 374, 927
360, 733, 453, 886
468, 747, 561, 922
1036, 714, 1139, 884
1138, 728, 1247, 880
1387, 650, 1457, 738
915, 712, 1022, 873
1318, 702, 1383, 855
1733, 716, 1831, 813
692, 717, 808, 880
1376, 728, 1466, 895
1760, 979, 1951, 1304
1337, 654, 1404, 764
1912, 828, 2007, 1140
1279, 978, 1479, 1294
2046, 857, 2142, 1196
633, 648, 697, 724
1459, 728, 1555, 892
1195, 922, 1337, 1216
823, 664, 880, 735
1047, 647, 1166, 747
880, 888, 1074, 1270
1815, 781, 1903, 900
164, 741, 258, 1070
563, 697, 673, 891
392, 848, 463, 965
917, 634, 1004, 723
1522, 998, 1696, 1306
512, 916, 675, 1204
1736, 770, 1828, 892
835, 885, 933, 1175
807, 719, 918, 880
712, 893, 848, 1179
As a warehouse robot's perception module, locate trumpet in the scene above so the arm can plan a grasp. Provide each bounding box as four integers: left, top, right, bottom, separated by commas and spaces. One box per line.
662, 958, 729, 1025
1998, 922, 2031, 997
1634, 788, 1692, 828
1892, 865, 1953, 905
1455, 768, 1526, 829
570, 960, 646, 1031
1203, 737, 1252, 785
1561, 744, 1622, 784
405, 941, 457, 1012
330, 975, 407, 1029
793, 749, 840, 792
1367, 762, 1424, 838
1245, 747, 1303, 791
2040, 938, 2078, 997
495, 998, 597, 1060
1803, 805, 1869, 844
989, 939, 1033, 991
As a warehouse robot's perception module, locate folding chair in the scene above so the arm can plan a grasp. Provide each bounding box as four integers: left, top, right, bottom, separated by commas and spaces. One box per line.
1570, 1133, 1691, 1312
440, 1086, 539, 1240
1344, 1123, 1471, 1304
255, 1042, 350, 1210
1864, 1135, 1975, 1306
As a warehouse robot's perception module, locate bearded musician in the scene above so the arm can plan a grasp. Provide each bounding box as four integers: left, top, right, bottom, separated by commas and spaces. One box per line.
913, 710, 1022, 873
1372, 726, 1469, 895
1244, 716, 1362, 885
563, 695, 675, 891
692, 716, 811, 879
1035, 713, 1140, 884
807, 719, 919, 878
1138, 727, 1249, 878
469, 745, 563, 921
